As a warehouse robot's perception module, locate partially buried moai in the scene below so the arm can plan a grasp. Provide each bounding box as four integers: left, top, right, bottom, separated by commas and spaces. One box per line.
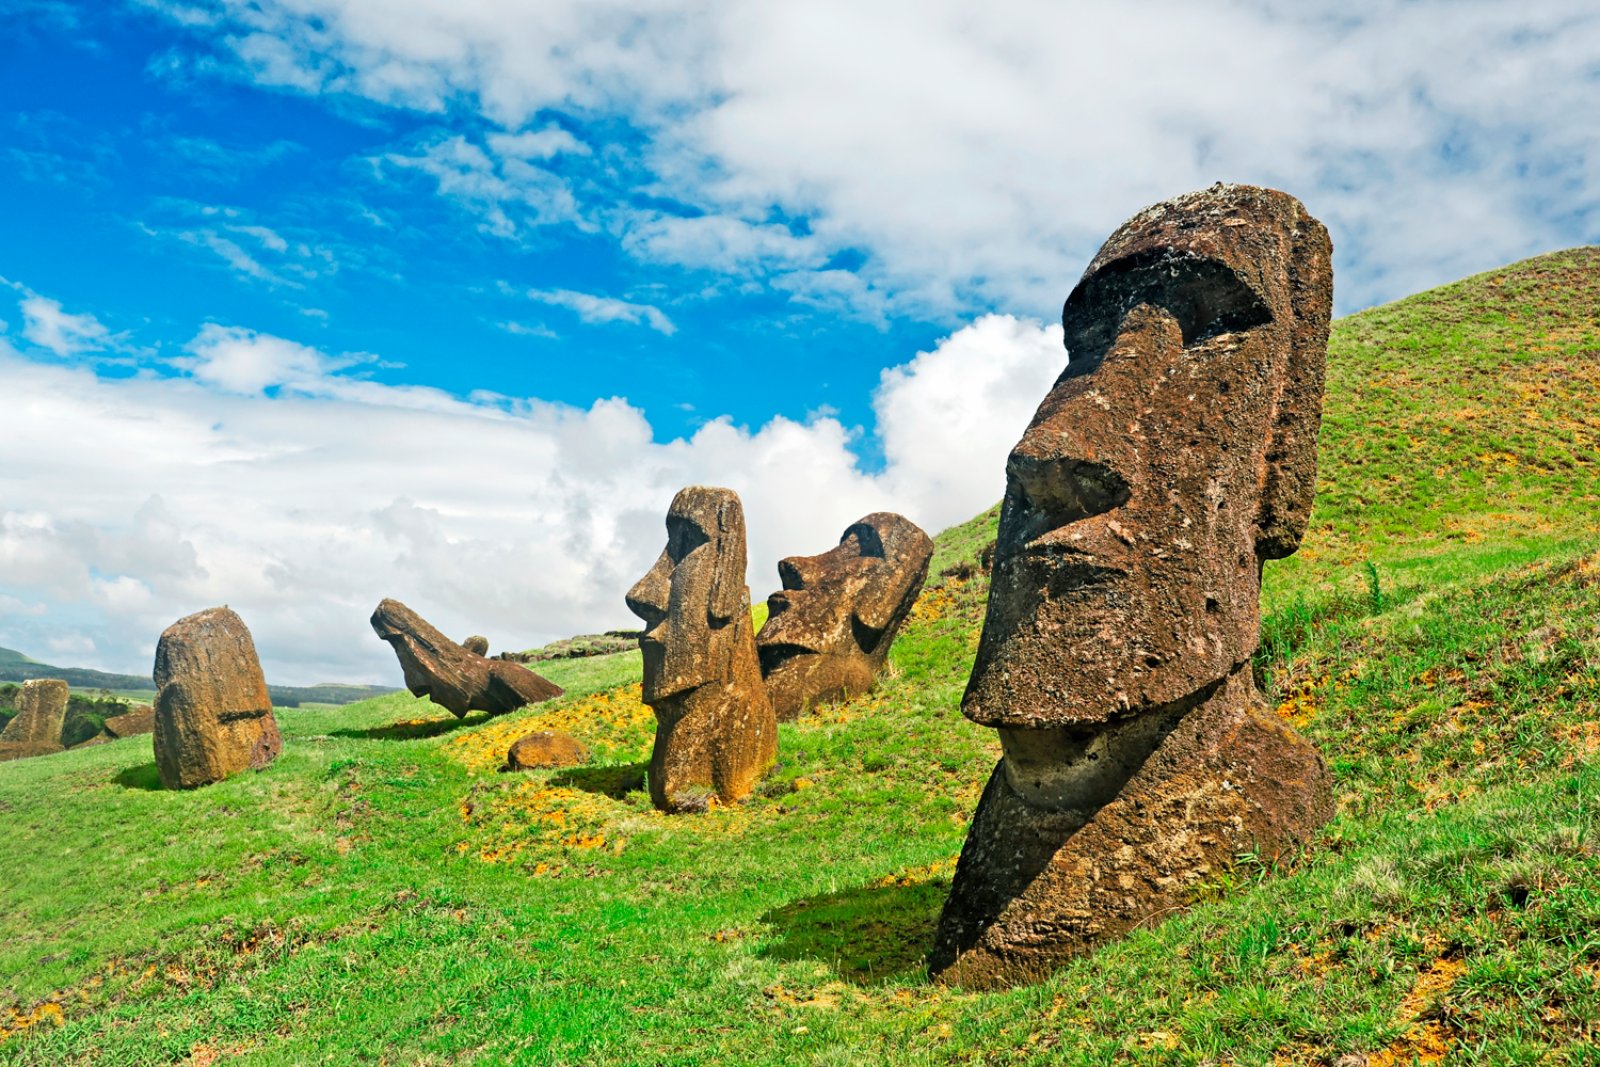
153, 606, 283, 790
929, 184, 1337, 988
756, 512, 933, 721
627, 486, 777, 813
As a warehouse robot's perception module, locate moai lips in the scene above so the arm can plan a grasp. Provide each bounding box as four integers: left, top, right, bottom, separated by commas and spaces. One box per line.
627, 486, 777, 813
757, 512, 932, 721
930, 184, 1337, 989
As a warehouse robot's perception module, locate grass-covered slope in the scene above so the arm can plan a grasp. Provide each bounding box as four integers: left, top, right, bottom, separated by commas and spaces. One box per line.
1, 249, 1598, 1065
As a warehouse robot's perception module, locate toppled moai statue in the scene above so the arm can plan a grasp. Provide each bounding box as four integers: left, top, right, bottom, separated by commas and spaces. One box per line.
627, 486, 777, 812
461, 635, 490, 656
153, 607, 283, 789
371, 599, 563, 716
929, 184, 1337, 989
756, 512, 933, 721
505, 731, 590, 771
103, 704, 156, 739
0, 679, 70, 761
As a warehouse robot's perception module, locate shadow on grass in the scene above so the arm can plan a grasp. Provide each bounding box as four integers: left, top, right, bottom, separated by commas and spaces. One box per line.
759, 879, 948, 986
548, 762, 648, 799
115, 762, 165, 791
330, 711, 488, 741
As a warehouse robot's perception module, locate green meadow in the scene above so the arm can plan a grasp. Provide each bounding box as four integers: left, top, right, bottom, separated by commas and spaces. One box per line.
2, 249, 1598, 1065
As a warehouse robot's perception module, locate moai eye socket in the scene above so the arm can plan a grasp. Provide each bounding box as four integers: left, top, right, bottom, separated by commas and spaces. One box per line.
665, 514, 711, 563
1061, 252, 1273, 377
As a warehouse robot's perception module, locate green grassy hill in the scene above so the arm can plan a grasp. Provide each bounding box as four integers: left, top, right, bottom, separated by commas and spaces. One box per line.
2, 249, 1598, 1065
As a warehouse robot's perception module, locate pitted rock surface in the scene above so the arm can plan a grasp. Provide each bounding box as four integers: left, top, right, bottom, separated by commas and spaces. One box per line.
931, 184, 1336, 988
153, 607, 283, 789
756, 512, 932, 721
104, 704, 156, 739
371, 600, 562, 717
0, 679, 70, 761
505, 731, 591, 771
627, 486, 776, 813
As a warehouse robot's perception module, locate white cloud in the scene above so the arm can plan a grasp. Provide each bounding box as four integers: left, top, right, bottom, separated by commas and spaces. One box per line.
154, 0, 1600, 315
17, 292, 113, 356
487, 124, 588, 161
525, 288, 677, 335
0, 313, 1062, 683
381, 134, 583, 237
141, 203, 341, 288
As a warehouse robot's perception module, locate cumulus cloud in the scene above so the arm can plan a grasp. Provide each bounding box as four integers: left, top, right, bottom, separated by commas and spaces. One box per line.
152, 0, 1600, 315
524, 288, 677, 335
0, 311, 1062, 684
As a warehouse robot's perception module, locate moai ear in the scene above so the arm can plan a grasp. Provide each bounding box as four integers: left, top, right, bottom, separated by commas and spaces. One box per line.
1256, 209, 1333, 561
708, 492, 748, 623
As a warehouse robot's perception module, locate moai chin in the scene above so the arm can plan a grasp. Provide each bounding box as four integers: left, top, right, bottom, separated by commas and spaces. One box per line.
929, 184, 1337, 989
756, 512, 933, 721
627, 486, 777, 813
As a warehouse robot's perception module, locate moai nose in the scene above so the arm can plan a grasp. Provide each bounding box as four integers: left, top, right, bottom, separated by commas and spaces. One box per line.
777, 554, 820, 591
1006, 445, 1129, 528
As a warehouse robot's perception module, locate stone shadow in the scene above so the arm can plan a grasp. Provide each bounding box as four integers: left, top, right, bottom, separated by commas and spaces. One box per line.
547, 761, 649, 799
330, 712, 490, 742
758, 878, 949, 985
115, 762, 164, 791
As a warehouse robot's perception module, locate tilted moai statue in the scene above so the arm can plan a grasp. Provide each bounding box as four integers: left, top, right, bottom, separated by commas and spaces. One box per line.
627, 486, 777, 813
756, 512, 933, 721
929, 184, 1337, 988
153, 606, 283, 790
371, 599, 562, 716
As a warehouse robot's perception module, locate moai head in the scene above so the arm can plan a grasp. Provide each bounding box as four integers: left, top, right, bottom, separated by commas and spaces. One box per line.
627, 486, 751, 703
964, 184, 1333, 730
757, 512, 933, 719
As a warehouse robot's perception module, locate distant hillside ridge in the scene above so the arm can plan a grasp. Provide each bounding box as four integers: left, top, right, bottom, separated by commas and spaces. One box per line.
0, 645, 397, 707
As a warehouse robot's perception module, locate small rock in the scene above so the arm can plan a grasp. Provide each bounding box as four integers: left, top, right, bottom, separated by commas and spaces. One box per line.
505, 731, 591, 771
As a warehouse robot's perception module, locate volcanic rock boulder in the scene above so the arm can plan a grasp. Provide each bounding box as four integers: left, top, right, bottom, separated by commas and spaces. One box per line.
627, 486, 777, 813
505, 731, 591, 771
756, 512, 932, 721
0, 678, 70, 760
461, 635, 490, 656
929, 184, 1337, 989
103, 704, 156, 739
153, 607, 283, 790
371, 600, 563, 716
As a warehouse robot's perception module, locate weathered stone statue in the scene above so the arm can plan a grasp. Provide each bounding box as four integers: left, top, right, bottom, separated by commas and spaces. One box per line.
371, 599, 563, 716
103, 704, 156, 739
756, 512, 933, 721
930, 184, 1337, 988
0, 678, 70, 761
153, 607, 283, 789
627, 486, 777, 812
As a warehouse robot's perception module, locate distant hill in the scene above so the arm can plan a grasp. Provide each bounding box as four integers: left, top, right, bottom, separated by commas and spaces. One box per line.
0, 645, 397, 707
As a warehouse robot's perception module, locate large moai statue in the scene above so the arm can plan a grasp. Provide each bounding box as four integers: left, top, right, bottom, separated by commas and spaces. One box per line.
371, 599, 563, 716
627, 486, 777, 812
0, 678, 70, 761
756, 512, 933, 721
153, 606, 283, 789
929, 184, 1337, 989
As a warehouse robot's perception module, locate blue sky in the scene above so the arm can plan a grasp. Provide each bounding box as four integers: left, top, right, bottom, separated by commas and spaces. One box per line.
1, 2, 941, 443
2, 0, 1598, 683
